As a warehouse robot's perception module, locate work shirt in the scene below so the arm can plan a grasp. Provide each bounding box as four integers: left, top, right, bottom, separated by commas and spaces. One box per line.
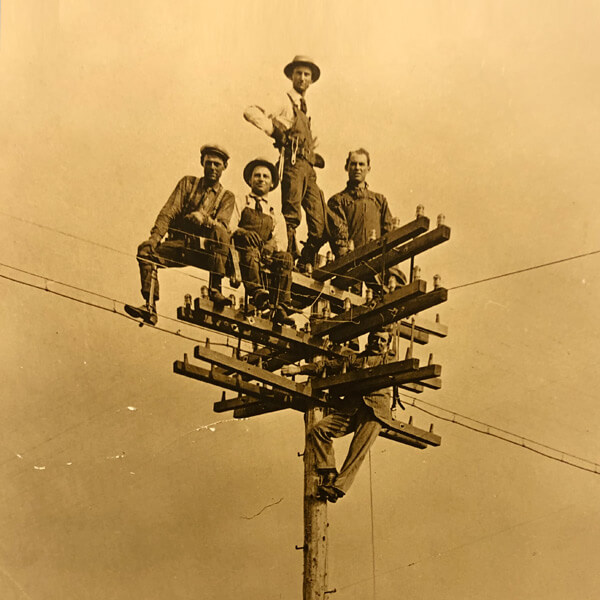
150, 176, 235, 240
328, 182, 394, 249
301, 351, 392, 421
240, 194, 288, 252
244, 89, 318, 144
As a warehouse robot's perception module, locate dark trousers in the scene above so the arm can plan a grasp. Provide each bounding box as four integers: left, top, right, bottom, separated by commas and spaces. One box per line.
137, 224, 229, 301
280, 158, 328, 265
308, 405, 382, 494
236, 247, 293, 306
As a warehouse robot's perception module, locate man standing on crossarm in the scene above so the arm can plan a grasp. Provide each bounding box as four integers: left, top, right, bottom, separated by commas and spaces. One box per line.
244, 55, 328, 271
232, 158, 295, 327
328, 148, 396, 258
124, 144, 235, 325
281, 328, 394, 502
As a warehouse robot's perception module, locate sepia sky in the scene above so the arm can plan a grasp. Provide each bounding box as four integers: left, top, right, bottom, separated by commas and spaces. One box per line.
2, 1, 600, 598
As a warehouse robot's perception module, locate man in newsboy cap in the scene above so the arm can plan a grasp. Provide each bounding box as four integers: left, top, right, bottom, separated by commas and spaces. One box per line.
124, 144, 235, 325
244, 55, 329, 273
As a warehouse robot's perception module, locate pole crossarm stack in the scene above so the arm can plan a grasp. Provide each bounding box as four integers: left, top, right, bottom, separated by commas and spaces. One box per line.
168, 208, 452, 600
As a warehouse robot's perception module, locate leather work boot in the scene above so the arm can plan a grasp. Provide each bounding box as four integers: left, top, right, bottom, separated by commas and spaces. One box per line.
317, 484, 345, 503
273, 305, 295, 327
209, 288, 233, 309
124, 303, 158, 326
252, 288, 270, 310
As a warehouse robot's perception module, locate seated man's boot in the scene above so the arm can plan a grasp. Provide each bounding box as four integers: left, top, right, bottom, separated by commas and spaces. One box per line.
273, 304, 295, 327
209, 288, 233, 309
252, 288, 270, 311
124, 302, 158, 326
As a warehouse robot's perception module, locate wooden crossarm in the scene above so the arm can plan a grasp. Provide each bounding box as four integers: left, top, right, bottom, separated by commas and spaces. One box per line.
331, 225, 451, 289
177, 299, 345, 360
401, 315, 448, 338
191, 344, 319, 400
312, 216, 430, 282
327, 288, 448, 343
309, 359, 419, 392
378, 429, 428, 448
379, 417, 441, 446
321, 364, 442, 397
291, 271, 364, 312
357, 364, 441, 394
311, 279, 427, 338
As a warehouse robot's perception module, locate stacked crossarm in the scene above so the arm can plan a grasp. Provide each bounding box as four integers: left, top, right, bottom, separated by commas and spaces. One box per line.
172, 213, 451, 450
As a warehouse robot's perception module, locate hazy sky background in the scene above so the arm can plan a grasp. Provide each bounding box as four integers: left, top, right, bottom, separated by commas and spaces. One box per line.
2, 1, 600, 598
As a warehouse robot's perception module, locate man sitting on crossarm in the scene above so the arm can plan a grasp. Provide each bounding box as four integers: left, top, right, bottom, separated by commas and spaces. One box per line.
232, 158, 295, 327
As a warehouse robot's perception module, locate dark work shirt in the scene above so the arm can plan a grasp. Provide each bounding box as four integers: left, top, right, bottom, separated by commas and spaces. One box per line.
150, 176, 235, 239
328, 182, 394, 249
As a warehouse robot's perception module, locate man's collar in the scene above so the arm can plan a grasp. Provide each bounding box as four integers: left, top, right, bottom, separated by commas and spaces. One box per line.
201, 177, 221, 192
288, 88, 305, 105
247, 193, 270, 204
346, 180, 368, 191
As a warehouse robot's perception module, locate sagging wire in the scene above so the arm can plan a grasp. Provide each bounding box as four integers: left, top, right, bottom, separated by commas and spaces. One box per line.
399, 391, 600, 475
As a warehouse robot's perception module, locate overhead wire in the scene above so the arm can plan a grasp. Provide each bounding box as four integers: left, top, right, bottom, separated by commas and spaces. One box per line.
5, 209, 600, 307
399, 391, 600, 475
4, 211, 600, 473
2, 262, 600, 477
449, 249, 600, 291
0, 210, 368, 299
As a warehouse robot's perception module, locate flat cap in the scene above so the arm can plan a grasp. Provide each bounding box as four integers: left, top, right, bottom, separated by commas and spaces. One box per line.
200, 144, 230, 163
243, 158, 279, 190
284, 55, 320, 82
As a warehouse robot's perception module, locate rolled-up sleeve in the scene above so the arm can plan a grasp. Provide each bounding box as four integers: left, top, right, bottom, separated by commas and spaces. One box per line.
150, 176, 191, 239
271, 209, 288, 252
214, 190, 236, 228
379, 195, 394, 235
328, 194, 349, 245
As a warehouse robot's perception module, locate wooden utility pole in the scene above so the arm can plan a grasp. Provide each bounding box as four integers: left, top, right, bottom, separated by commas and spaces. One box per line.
303, 402, 328, 600
170, 209, 451, 598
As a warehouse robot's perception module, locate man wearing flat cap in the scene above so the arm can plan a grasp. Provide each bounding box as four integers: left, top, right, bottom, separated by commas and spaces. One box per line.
244, 55, 328, 272
232, 158, 295, 327
125, 144, 235, 325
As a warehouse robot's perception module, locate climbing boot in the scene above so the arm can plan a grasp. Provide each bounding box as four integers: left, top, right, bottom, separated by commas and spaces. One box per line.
209, 288, 233, 309
124, 303, 158, 326
252, 288, 270, 310
273, 305, 295, 327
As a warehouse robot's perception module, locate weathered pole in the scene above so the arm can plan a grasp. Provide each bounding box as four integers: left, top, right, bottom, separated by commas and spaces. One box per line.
303, 401, 328, 600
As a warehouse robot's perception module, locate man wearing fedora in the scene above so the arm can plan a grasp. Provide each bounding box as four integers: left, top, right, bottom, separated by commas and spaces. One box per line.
232, 158, 295, 327
124, 144, 235, 325
244, 55, 328, 272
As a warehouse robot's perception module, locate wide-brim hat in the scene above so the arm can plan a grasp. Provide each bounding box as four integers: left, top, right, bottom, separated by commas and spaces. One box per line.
283, 55, 320, 82
243, 158, 279, 190
200, 144, 230, 163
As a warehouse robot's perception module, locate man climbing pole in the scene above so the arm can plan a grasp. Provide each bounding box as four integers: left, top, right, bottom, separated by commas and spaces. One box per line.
124, 144, 235, 325
282, 328, 394, 502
